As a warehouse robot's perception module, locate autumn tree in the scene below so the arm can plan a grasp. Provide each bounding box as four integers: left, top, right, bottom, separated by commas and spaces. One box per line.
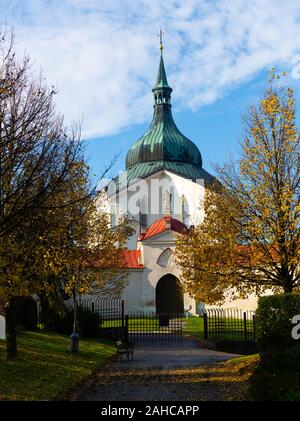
0, 29, 132, 360
37, 170, 132, 301
0, 28, 88, 358
15, 165, 131, 331
176, 81, 300, 304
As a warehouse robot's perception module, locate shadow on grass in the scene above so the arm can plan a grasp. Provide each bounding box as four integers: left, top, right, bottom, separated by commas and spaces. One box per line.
0, 330, 116, 401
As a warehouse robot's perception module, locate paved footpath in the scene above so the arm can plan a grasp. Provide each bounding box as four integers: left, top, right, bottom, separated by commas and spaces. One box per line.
73, 339, 245, 401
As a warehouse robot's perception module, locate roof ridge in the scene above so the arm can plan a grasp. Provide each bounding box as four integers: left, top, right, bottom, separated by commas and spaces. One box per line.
140, 216, 188, 241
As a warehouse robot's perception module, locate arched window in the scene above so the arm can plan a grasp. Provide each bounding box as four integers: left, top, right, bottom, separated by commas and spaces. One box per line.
139, 197, 147, 229
157, 248, 175, 268
162, 190, 172, 215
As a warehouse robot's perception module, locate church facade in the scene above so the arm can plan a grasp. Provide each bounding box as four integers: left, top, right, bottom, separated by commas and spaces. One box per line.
101, 48, 211, 314
102, 48, 258, 314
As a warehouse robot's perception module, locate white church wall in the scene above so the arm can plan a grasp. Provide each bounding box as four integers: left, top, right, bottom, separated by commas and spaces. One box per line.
106, 168, 205, 249
122, 270, 145, 312
206, 288, 275, 311
165, 171, 205, 226
0, 315, 5, 340
121, 230, 197, 313
140, 232, 196, 314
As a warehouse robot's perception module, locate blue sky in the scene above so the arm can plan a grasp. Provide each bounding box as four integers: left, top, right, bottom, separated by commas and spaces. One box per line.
84, 69, 268, 181
2, 0, 300, 181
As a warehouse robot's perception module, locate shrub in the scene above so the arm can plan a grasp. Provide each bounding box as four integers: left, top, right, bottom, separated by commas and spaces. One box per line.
13, 296, 38, 330
77, 307, 103, 338
250, 345, 300, 401
47, 305, 102, 338
267, 344, 300, 372
256, 293, 300, 354
47, 307, 73, 335
252, 294, 300, 400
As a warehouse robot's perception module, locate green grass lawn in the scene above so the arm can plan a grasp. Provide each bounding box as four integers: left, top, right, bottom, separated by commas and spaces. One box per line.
219, 351, 300, 401
102, 315, 254, 341
183, 316, 204, 340
0, 330, 116, 401
102, 317, 183, 331
102, 318, 160, 329
183, 316, 255, 342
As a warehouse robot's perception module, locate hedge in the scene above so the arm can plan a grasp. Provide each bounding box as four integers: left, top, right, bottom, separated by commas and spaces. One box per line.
47, 306, 103, 338
256, 293, 300, 353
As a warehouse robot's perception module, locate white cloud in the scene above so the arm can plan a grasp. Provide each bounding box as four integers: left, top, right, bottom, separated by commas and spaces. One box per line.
2, 0, 300, 138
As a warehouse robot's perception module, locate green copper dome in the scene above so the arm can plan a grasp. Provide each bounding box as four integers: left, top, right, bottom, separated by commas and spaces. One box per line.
126, 55, 203, 171
108, 51, 215, 194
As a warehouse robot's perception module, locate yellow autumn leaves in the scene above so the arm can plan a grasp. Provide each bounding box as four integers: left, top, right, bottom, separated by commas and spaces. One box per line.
176, 83, 300, 303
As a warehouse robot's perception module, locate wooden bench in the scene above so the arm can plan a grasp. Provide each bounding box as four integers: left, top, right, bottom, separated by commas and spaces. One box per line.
115, 340, 134, 361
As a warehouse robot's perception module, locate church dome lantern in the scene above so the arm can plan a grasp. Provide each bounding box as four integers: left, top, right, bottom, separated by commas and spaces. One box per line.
107, 33, 215, 194
125, 38, 203, 172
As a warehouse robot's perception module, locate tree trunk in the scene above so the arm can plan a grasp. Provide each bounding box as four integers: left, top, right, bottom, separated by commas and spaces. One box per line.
5, 299, 17, 360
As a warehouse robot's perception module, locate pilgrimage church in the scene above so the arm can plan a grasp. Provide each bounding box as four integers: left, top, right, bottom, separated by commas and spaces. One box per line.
102, 36, 212, 315
103, 38, 257, 314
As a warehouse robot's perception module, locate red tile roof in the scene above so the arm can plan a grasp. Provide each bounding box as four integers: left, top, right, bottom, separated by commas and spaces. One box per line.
140, 216, 188, 241
122, 249, 144, 269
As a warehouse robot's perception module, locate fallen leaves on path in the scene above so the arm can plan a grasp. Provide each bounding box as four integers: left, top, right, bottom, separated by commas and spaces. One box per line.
74, 355, 259, 401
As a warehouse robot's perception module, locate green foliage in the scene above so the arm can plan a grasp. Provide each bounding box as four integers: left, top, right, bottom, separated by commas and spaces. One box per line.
267, 344, 300, 371
13, 296, 38, 330
251, 294, 300, 400
47, 307, 72, 335
250, 345, 300, 401
48, 306, 102, 338
256, 293, 300, 352
77, 307, 103, 338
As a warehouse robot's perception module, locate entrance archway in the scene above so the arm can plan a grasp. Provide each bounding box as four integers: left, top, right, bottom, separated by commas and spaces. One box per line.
156, 274, 184, 314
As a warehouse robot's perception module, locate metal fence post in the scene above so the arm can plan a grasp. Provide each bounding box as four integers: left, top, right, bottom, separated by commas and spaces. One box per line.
243, 312, 247, 341
121, 300, 125, 327
124, 315, 129, 343
252, 314, 256, 341
203, 312, 208, 340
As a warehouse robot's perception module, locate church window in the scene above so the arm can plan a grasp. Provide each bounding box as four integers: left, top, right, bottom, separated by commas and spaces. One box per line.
162, 190, 172, 215
140, 197, 147, 228
157, 248, 175, 267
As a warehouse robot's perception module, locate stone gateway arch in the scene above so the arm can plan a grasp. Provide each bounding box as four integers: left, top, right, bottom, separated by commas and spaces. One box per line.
156, 274, 184, 314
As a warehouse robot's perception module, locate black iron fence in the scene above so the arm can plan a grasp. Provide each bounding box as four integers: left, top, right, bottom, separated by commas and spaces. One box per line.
66, 295, 124, 328
203, 308, 257, 354
9, 297, 187, 343
34, 295, 125, 339
203, 308, 256, 341
126, 311, 183, 343
66, 295, 125, 340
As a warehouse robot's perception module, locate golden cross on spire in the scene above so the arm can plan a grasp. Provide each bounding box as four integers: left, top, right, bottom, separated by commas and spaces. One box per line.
158, 29, 164, 54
